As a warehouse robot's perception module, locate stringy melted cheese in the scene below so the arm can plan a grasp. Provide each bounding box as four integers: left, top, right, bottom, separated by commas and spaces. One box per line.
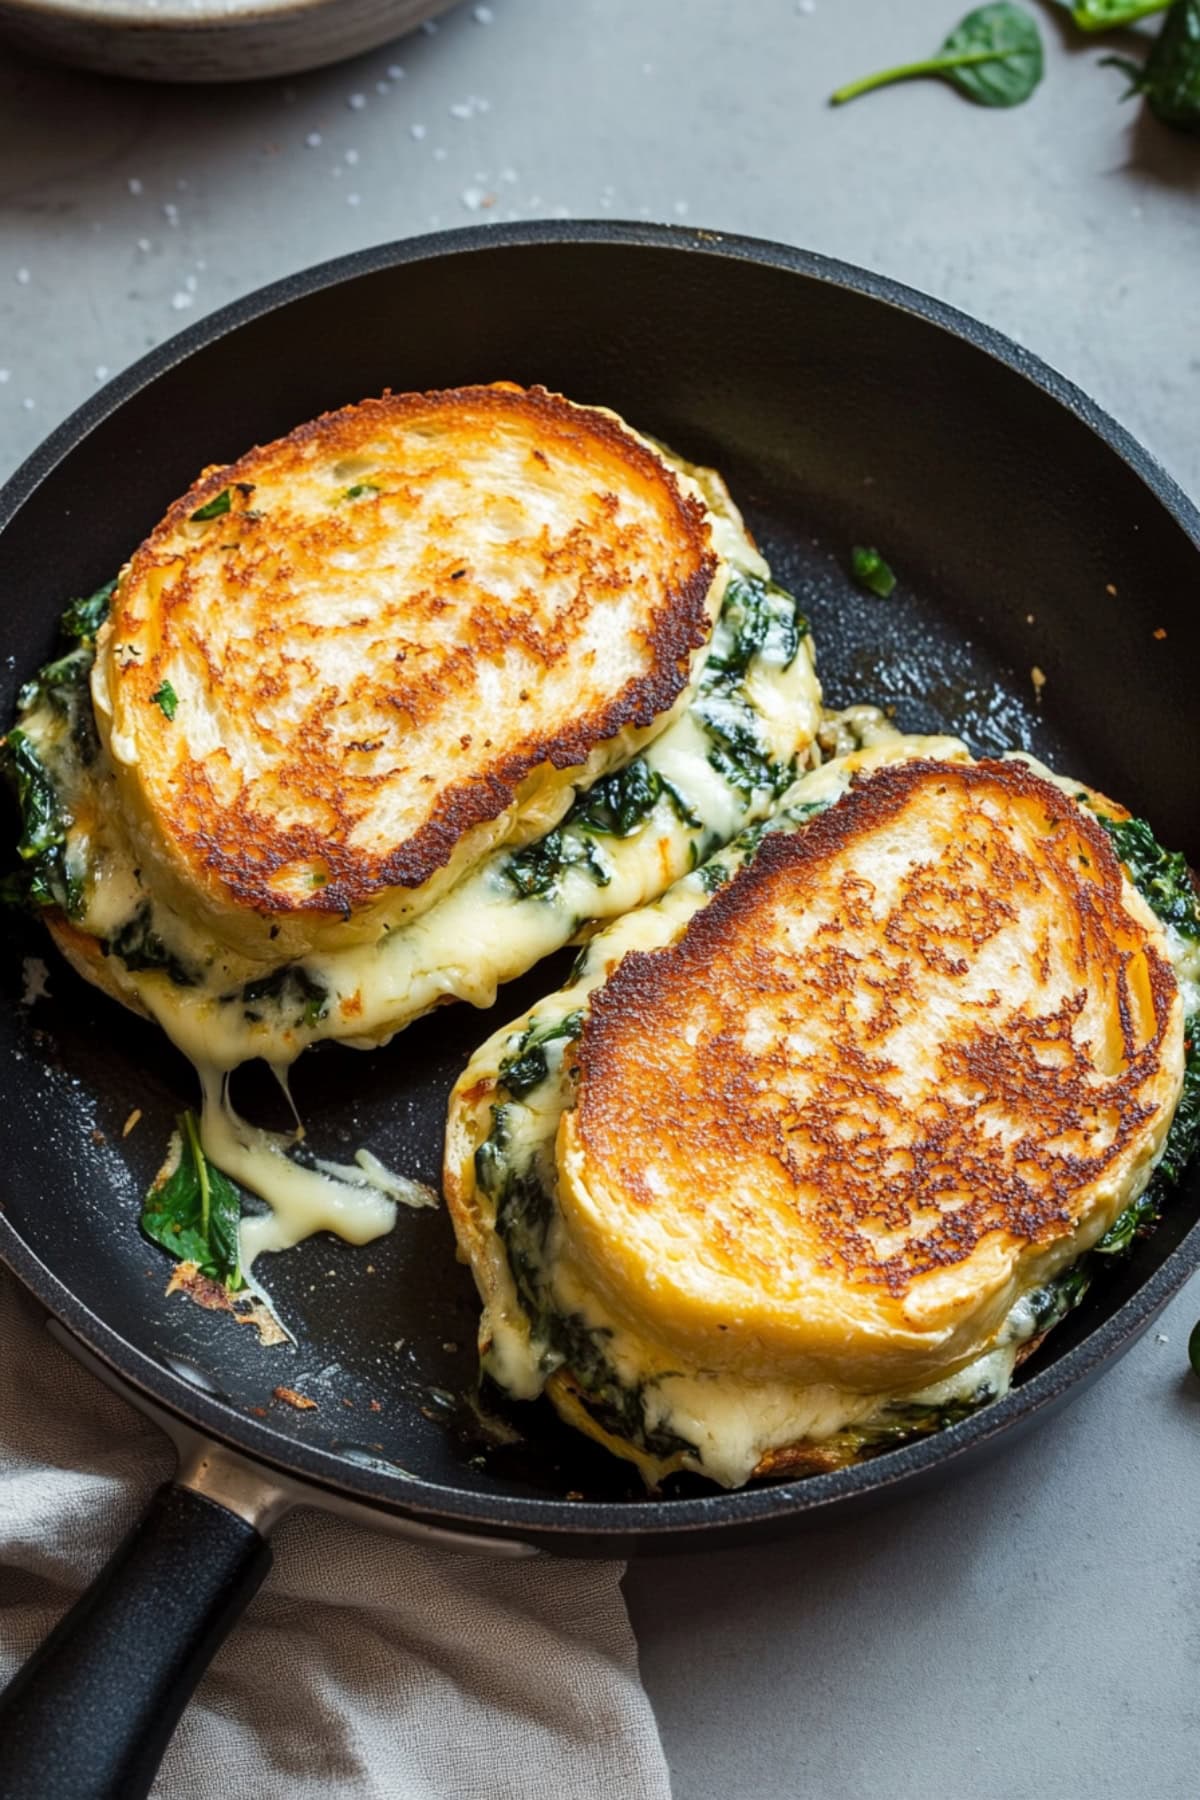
21, 454, 822, 1267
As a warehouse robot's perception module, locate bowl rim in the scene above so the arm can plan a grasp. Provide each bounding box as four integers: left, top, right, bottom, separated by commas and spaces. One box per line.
2, 219, 1198, 1544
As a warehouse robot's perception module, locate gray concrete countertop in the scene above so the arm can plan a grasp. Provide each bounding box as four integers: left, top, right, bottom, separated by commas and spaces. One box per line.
2, 3, 1198, 1795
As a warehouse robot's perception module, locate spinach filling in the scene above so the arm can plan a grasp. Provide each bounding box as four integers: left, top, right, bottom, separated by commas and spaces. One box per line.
500, 569, 807, 903
224, 963, 331, 1030
103, 901, 199, 988
476, 1090, 697, 1464
497, 1010, 584, 1099
484, 797, 1200, 1479
3, 579, 115, 919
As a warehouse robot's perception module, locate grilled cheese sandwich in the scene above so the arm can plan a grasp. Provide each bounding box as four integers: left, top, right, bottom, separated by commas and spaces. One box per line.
445, 740, 1195, 1487
10, 386, 823, 1260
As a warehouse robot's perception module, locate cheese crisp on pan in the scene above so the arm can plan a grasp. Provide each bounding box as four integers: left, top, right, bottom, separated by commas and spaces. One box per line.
6, 384, 822, 1260
446, 739, 1200, 1488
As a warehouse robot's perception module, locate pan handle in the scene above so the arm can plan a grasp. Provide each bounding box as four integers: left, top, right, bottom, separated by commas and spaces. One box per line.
0, 1480, 272, 1800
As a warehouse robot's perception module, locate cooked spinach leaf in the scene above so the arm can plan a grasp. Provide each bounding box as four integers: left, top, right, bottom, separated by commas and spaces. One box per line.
60, 578, 117, 645
693, 683, 793, 801
831, 4, 1044, 108
477, 1106, 698, 1463
503, 828, 612, 900
190, 488, 232, 522
571, 759, 700, 838
102, 900, 198, 987
707, 570, 806, 678
150, 680, 178, 720
1104, 0, 1200, 131
16, 645, 93, 716
1098, 813, 1200, 940
850, 545, 898, 599
16, 578, 115, 715
2, 728, 80, 914
498, 1010, 584, 1099
141, 1110, 244, 1290
237, 963, 330, 1029
344, 482, 380, 501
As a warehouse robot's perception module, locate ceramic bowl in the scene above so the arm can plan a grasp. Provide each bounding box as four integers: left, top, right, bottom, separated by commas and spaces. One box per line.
0, 0, 457, 82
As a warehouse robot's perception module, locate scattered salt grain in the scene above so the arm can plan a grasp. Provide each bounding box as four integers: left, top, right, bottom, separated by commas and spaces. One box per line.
348, 92, 367, 111
410, 122, 427, 140
95, 365, 109, 381
345, 148, 360, 165
171, 290, 193, 311
473, 4, 494, 20
461, 186, 486, 211
137, 237, 152, 253
347, 192, 361, 207
421, 16, 438, 31
16, 267, 30, 285
388, 63, 405, 79
162, 202, 179, 226
21, 397, 34, 410
305, 129, 323, 148
433, 147, 448, 160
0, 370, 8, 383
128, 177, 143, 195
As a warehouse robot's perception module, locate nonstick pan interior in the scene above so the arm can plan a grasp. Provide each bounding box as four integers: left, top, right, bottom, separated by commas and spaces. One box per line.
1, 224, 1198, 1551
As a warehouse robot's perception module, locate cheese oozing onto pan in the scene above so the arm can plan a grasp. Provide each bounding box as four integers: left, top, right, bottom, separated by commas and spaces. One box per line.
12, 395, 822, 1265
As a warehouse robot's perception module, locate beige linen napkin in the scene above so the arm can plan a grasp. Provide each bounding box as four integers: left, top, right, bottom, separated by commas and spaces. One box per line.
0, 1272, 671, 1800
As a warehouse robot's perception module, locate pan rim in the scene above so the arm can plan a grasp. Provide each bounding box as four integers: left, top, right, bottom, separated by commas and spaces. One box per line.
2, 219, 1198, 1542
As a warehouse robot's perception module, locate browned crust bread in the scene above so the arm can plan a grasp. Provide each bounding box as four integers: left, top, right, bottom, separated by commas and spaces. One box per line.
99, 384, 718, 929
569, 756, 1179, 1319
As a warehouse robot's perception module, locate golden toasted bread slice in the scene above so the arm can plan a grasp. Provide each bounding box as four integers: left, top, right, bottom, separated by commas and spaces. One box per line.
558, 757, 1184, 1393
91, 384, 720, 958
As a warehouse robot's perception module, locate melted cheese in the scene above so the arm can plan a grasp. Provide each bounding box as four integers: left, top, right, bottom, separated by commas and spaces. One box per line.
20, 456, 822, 1265
445, 734, 1193, 1488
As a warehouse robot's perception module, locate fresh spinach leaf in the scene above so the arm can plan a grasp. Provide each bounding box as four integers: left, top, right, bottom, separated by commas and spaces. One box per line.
1103, 0, 1200, 131
190, 488, 232, 522
1060, 0, 1168, 26
831, 4, 1044, 108
141, 1110, 244, 1290
850, 545, 898, 598
150, 680, 178, 721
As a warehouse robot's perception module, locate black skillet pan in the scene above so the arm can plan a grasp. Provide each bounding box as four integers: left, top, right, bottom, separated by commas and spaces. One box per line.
1, 223, 1198, 1800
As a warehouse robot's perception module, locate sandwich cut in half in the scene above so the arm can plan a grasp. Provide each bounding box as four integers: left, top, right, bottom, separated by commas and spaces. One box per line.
5, 384, 822, 1265
445, 732, 1200, 1489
